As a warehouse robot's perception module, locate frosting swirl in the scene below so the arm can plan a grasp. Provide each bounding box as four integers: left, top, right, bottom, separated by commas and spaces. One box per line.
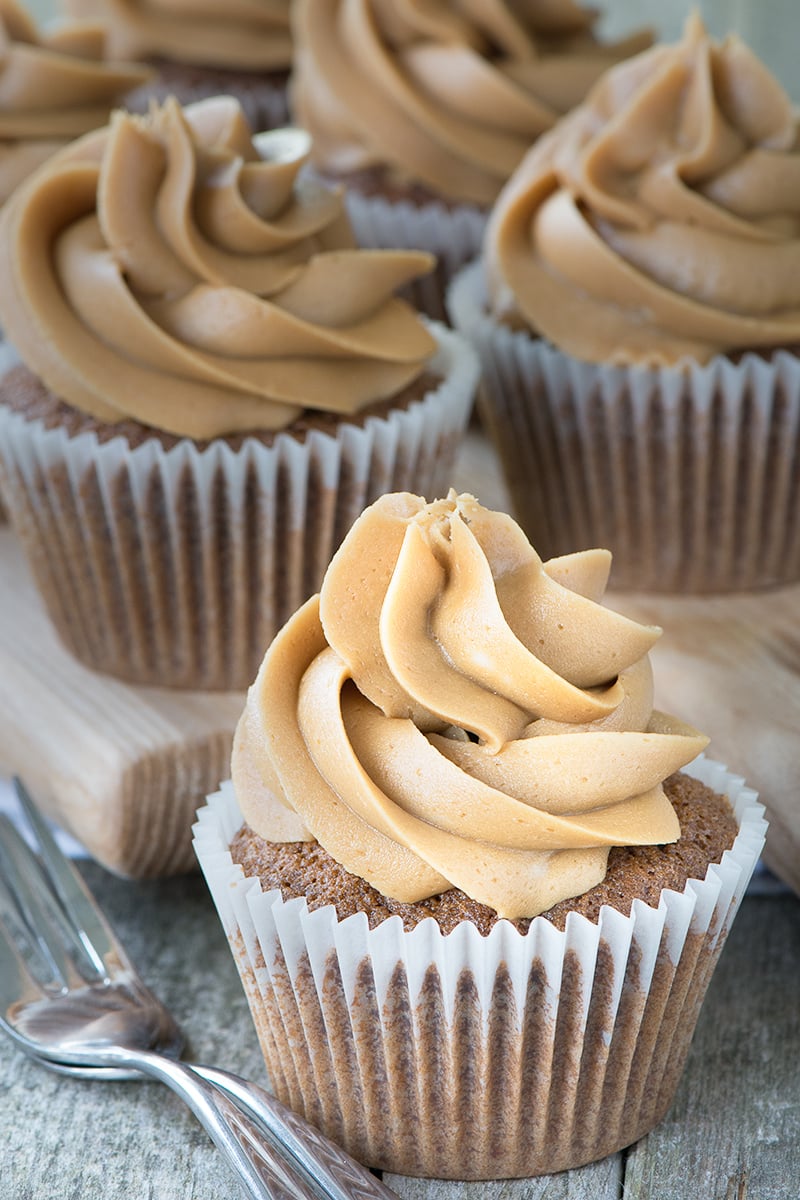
0, 97, 436, 438
291, 0, 651, 207
487, 14, 800, 365
65, 0, 292, 71
233, 492, 708, 919
0, 0, 151, 203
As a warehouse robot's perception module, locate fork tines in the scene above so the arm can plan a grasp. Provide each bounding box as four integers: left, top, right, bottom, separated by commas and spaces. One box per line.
0, 780, 122, 988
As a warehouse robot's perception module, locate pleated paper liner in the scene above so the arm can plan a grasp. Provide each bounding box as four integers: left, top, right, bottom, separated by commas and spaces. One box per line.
194, 756, 766, 1180
345, 190, 487, 325
0, 323, 477, 691
449, 261, 800, 593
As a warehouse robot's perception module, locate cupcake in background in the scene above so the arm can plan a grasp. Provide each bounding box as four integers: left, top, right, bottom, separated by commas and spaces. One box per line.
194, 490, 766, 1179
0, 0, 150, 205
290, 0, 650, 320
0, 0, 150, 530
64, 0, 293, 130
450, 14, 800, 593
0, 97, 477, 690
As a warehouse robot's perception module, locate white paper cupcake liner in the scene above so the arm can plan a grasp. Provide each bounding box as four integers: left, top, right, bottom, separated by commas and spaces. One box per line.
345, 190, 487, 324
0, 322, 477, 690
449, 261, 800, 593
194, 756, 766, 1180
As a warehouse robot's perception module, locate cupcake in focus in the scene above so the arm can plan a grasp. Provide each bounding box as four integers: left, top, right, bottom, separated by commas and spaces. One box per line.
291, 0, 650, 319
451, 14, 800, 592
0, 97, 477, 690
0, 0, 150, 206
195, 490, 766, 1179
65, 0, 293, 129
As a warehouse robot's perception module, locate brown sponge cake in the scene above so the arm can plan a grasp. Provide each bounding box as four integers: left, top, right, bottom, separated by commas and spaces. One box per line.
230, 772, 738, 935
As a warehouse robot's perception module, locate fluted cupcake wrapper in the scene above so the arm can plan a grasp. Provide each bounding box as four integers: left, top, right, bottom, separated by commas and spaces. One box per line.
345, 190, 486, 325
449, 261, 800, 593
0, 323, 477, 691
194, 756, 766, 1180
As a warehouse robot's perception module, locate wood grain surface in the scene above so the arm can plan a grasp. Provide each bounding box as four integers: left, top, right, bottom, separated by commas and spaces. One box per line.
618, 588, 800, 896
1, 864, 797, 1199
0, 527, 245, 878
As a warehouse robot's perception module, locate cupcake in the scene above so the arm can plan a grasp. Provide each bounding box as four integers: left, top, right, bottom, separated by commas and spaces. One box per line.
194, 490, 766, 1180
0, 0, 150, 205
290, 0, 650, 320
0, 97, 477, 690
0, 0, 150, 529
65, 0, 293, 130
450, 14, 800, 592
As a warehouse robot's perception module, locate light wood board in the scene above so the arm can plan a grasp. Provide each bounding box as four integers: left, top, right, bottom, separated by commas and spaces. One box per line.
0, 526, 245, 877
617, 588, 800, 897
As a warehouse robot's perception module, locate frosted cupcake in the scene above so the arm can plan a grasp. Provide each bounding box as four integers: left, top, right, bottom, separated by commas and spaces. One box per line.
450, 15, 800, 592
0, 0, 150, 205
0, 98, 477, 690
195, 491, 766, 1179
290, 0, 650, 320
65, 0, 293, 129
0, 0, 149, 525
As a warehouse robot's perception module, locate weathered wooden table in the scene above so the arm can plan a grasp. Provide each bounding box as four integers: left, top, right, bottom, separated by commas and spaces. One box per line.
1, 860, 797, 1200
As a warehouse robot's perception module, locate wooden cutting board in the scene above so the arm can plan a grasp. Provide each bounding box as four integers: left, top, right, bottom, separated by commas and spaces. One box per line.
617, 588, 800, 896
0, 526, 245, 877
1, 429, 798, 891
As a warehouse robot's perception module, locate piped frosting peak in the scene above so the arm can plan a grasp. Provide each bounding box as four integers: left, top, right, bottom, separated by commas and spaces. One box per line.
0, 96, 436, 438
234, 492, 708, 919
487, 14, 800, 364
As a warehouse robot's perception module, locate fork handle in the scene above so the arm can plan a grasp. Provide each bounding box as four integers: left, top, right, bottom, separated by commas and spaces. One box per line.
129, 1049, 323, 1200
193, 1064, 398, 1200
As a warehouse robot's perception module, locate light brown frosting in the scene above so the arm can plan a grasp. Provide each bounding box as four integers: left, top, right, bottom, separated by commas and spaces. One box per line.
0, 0, 151, 204
0, 96, 437, 439
290, 0, 651, 208
487, 14, 800, 366
233, 492, 709, 919
65, 0, 291, 71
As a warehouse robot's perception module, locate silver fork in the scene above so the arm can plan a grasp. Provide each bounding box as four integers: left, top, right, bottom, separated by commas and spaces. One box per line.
0, 778, 397, 1200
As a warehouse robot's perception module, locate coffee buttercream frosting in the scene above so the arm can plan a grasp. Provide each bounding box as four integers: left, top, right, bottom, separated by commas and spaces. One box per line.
291, 0, 650, 207
0, 96, 437, 438
65, 0, 291, 71
233, 492, 709, 919
487, 14, 800, 365
0, 0, 150, 203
